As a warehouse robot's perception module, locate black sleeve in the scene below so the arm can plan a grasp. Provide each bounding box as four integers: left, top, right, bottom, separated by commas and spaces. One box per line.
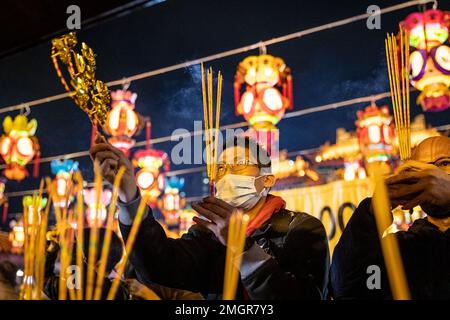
242, 214, 330, 300
43, 249, 60, 300
330, 197, 391, 299
119, 211, 220, 293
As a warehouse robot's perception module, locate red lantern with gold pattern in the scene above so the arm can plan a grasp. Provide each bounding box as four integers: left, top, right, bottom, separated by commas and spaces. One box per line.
356, 104, 395, 163
0, 115, 40, 181
104, 89, 142, 156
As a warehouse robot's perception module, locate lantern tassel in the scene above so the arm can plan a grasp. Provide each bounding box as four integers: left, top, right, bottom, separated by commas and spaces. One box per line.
33, 151, 40, 178
146, 120, 151, 150
90, 122, 98, 147
287, 74, 294, 110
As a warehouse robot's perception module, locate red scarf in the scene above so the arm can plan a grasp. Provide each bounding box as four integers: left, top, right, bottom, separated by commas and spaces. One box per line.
246, 194, 286, 237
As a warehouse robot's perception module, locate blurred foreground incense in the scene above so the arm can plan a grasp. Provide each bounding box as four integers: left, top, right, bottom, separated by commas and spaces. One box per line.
223, 210, 249, 300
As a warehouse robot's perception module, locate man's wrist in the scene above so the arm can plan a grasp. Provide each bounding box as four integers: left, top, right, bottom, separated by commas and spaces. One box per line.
119, 184, 139, 203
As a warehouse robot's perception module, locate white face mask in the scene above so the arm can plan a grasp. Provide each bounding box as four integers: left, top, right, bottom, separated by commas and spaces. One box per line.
215, 174, 268, 210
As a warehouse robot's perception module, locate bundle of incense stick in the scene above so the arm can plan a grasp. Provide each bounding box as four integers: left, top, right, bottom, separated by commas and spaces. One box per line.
385, 26, 411, 160
106, 193, 150, 300
223, 210, 249, 300
20, 180, 50, 300
201, 63, 223, 195
371, 162, 410, 300
19, 161, 151, 300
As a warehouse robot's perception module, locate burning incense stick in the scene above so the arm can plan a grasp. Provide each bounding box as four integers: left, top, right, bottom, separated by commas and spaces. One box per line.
201, 63, 223, 195
371, 163, 411, 299
223, 210, 249, 300
94, 166, 126, 300
20, 180, 50, 300
385, 27, 411, 160
107, 194, 150, 300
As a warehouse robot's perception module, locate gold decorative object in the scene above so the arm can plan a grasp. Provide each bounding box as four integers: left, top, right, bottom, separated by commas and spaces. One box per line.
51, 32, 110, 125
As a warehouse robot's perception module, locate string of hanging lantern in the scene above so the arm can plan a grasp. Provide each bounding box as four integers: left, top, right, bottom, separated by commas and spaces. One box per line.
0, 90, 396, 170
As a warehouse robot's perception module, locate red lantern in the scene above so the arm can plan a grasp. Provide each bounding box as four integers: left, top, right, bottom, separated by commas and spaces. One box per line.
0, 115, 40, 181
401, 9, 450, 111
133, 120, 170, 207
104, 90, 142, 156
133, 149, 169, 207
356, 104, 395, 163
234, 54, 293, 130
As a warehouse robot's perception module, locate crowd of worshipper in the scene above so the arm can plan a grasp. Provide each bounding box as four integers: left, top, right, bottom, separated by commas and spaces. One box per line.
1, 134, 449, 300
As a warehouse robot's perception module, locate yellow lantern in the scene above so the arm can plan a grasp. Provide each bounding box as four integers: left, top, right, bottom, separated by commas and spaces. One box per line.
0, 115, 40, 181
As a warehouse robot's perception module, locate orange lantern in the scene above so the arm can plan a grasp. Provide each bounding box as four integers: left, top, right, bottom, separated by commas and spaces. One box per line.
0, 115, 40, 181
104, 89, 142, 156
133, 149, 169, 207
234, 54, 293, 130
133, 120, 170, 207
9, 220, 25, 253
356, 104, 395, 163
83, 188, 112, 228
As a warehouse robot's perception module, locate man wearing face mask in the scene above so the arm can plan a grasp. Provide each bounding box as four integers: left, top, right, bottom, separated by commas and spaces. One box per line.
90, 135, 330, 299
330, 136, 450, 300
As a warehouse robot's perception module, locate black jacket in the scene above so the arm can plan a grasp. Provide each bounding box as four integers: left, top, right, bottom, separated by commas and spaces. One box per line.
330, 197, 450, 300
120, 206, 330, 300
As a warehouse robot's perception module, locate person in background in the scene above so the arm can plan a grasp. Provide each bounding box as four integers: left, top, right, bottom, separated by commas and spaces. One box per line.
0, 260, 19, 300
330, 136, 450, 299
44, 227, 129, 300
90, 134, 330, 300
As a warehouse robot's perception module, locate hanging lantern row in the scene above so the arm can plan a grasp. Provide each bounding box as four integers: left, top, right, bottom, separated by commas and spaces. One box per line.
0, 115, 40, 181
402, 9, 450, 112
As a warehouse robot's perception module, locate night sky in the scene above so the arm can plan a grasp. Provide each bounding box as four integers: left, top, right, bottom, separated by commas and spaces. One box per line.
1, 0, 449, 224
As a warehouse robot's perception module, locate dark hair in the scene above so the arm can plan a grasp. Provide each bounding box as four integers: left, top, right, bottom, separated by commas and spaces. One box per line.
220, 136, 271, 168
0, 261, 18, 287
81, 228, 123, 273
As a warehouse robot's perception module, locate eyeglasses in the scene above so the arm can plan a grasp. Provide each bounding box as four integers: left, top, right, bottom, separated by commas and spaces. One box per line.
216, 160, 268, 177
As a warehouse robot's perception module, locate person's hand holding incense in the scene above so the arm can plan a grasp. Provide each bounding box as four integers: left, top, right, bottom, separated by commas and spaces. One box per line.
46, 228, 60, 253
89, 133, 138, 203
126, 279, 161, 300
192, 196, 235, 246
386, 165, 450, 210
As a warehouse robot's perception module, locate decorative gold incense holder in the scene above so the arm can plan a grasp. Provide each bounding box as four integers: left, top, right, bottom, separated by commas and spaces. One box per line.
51, 32, 110, 126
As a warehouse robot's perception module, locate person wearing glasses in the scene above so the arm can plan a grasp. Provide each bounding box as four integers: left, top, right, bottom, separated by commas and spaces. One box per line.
90, 134, 329, 300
